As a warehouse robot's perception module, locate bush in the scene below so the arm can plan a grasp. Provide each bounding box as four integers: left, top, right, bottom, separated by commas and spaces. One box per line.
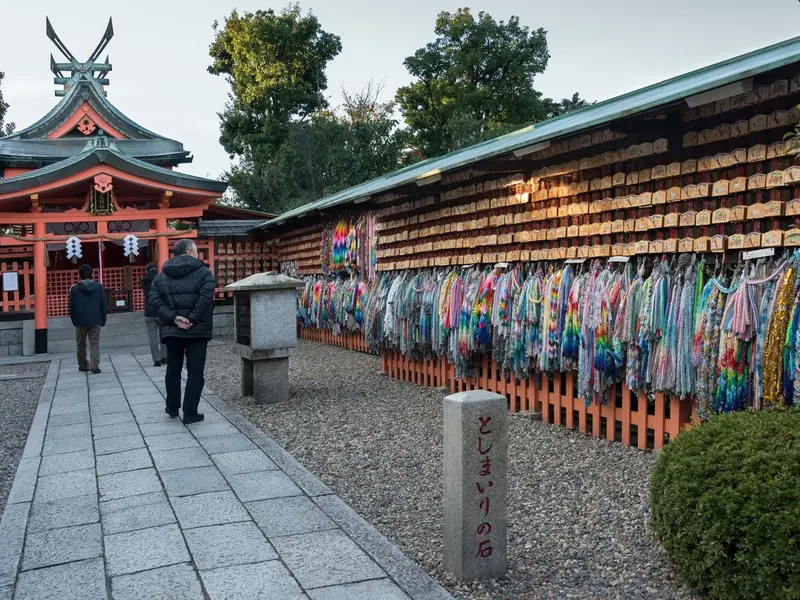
651, 409, 800, 600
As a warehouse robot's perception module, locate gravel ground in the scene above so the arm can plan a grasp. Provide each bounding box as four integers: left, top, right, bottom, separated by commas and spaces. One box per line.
0, 361, 48, 514
206, 339, 699, 600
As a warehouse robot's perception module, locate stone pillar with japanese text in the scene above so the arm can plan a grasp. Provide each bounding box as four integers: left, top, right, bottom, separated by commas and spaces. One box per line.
443, 390, 508, 581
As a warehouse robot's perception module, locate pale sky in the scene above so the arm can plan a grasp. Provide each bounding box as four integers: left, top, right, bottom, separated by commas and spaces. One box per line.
2, 0, 799, 182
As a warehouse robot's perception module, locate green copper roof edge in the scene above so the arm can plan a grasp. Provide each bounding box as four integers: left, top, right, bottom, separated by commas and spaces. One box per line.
2, 81, 181, 143
257, 33, 800, 229
0, 144, 227, 195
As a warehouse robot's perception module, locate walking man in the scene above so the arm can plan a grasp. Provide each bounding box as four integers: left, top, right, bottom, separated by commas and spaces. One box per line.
148, 239, 215, 424
140, 263, 167, 367
69, 264, 107, 374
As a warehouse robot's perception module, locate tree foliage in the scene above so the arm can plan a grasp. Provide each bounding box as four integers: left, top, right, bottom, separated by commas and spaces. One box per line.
223, 82, 407, 214
0, 71, 15, 137
209, 4, 342, 162
210, 6, 410, 213
396, 9, 590, 156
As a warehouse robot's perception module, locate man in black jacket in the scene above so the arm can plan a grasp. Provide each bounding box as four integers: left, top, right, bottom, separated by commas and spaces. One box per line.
148, 239, 215, 424
69, 264, 107, 374
141, 263, 167, 367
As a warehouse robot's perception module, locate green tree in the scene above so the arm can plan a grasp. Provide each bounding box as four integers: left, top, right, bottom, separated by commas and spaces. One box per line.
547, 92, 594, 117
208, 4, 342, 164
221, 81, 408, 214
396, 9, 592, 156
0, 71, 15, 136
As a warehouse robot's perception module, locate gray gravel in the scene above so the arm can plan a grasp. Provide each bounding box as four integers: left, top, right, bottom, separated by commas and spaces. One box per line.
206, 339, 698, 600
0, 361, 48, 514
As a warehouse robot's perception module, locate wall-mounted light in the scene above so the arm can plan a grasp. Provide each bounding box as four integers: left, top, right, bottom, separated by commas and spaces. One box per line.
512, 140, 551, 158
685, 78, 752, 108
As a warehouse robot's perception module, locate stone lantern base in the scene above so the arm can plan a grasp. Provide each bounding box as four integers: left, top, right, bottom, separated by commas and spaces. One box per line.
232, 345, 294, 404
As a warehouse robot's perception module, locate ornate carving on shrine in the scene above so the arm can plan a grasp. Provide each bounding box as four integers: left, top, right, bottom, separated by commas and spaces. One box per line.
76, 116, 97, 135
94, 174, 113, 194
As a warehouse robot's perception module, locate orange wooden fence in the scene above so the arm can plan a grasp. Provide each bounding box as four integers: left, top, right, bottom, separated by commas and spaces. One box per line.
302, 326, 697, 451
0, 261, 34, 313
298, 326, 376, 354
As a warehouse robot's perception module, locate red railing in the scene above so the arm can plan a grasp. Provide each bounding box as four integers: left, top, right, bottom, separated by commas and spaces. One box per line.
302, 327, 698, 451
0, 261, 34, 313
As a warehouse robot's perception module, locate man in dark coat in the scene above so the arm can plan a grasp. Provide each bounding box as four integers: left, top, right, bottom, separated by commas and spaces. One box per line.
69, 264, 107, 374
141, 263, 167, 367
148, 239, 215, 424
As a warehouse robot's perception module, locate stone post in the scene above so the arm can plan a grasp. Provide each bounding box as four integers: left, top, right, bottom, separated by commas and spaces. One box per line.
443, 390, 508, 581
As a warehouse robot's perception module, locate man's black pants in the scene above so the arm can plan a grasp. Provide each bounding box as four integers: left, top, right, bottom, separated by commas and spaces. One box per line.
165, 338, 208, 416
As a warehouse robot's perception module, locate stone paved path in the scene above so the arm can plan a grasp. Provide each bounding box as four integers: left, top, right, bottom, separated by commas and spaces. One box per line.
0, 351, 452, 600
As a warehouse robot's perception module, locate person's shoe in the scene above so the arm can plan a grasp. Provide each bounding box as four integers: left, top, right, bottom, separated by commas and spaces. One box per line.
78, 367, 89, 372
91, 368, 102, 374
154, 362, 161, 367
159, 361, 166, 367
182, 413, 205, 425
165, 406, 179, 418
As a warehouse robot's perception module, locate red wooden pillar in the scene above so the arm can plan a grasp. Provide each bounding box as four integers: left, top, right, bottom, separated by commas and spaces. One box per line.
155, 217, 169, 268
33, 220, 48, 353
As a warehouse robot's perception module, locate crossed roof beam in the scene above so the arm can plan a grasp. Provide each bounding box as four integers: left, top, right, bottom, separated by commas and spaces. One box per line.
47, 16, 114, 96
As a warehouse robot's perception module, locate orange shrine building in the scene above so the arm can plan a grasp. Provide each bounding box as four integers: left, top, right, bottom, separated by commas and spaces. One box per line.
0, 19, 275, 356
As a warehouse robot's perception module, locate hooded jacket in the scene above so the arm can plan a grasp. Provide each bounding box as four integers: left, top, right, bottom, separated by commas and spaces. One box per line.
69, 279, 107, 328
140, 267, 159, 318
148, 254, 215, 341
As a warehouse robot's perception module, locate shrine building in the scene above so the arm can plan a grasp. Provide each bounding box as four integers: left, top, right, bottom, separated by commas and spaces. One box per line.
0, 18, 276, 356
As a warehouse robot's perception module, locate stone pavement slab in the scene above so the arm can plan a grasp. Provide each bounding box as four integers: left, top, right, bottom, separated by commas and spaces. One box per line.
184, 521, 277, 569
211, 448, 278, 475
22, 522, 103, 570
161, 466, 229, 497
308, 579, 412, 600
228, 470, 302, 502
199, 561, 308, 600
105, 523, 190, 576
0, 351, 453, 600
151, 446, 213, 471
101, 495, 176, 535
170, 490, 250, 529
247, 496, 338, 538
111, 563, 203, 600
27, 494, 99, 533
39, 449, 94, 477
95, 448, 153, 476
272, 528, 386, 589
14, 557, 107, 600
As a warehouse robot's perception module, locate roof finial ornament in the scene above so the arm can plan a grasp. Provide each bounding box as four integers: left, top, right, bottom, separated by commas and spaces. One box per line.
47, 16, 114, 98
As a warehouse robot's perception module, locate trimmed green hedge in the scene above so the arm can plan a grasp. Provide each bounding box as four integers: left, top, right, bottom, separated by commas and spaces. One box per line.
651, 409, 800, 600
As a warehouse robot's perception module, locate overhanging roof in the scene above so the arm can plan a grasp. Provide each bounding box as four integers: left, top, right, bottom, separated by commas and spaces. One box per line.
0, 140, 227, 196
0, 138, 191, 168
197, 219, 268, 237
257, 34, 800, 229
2, 80, 178, 141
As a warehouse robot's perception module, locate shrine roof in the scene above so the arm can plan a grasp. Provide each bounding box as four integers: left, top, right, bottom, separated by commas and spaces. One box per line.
0, 138, 191, 168
197, 219, 269, 237
0, 139, 227, 196
3, 80, 176, 142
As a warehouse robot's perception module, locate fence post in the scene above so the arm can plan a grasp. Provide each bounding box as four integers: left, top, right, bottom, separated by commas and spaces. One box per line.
443, 390, 508, 581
